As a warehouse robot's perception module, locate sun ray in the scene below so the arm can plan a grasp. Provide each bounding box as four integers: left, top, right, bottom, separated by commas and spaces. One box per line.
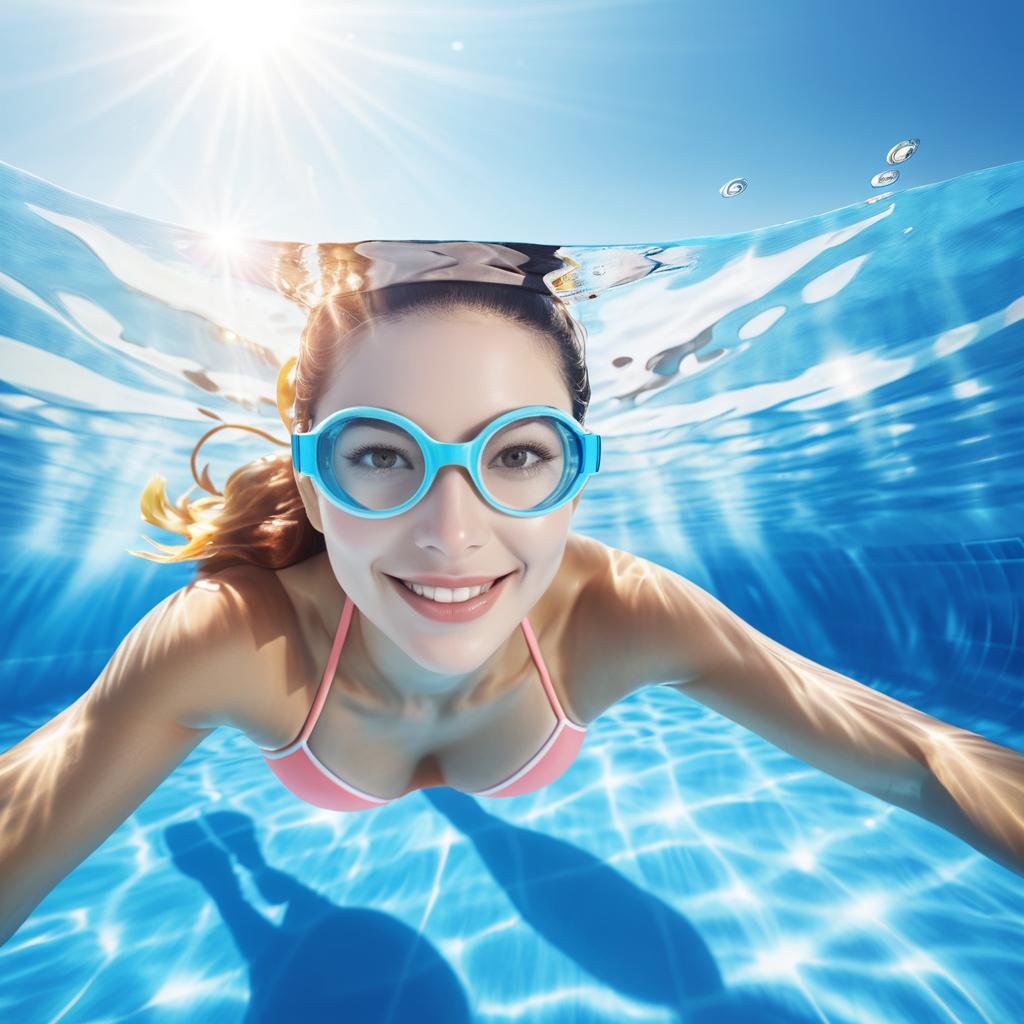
108, 55, 222, 208
195, 60, 249, 196
6, 0, 640, 239
296, 47, 482, 177
252, 62, 320, 193
0, 25, 191, 96
220, 78, 251, 210
289, 59, 456, 196
63, 40, 205, 131
311, 26, 632, 125
256, 61, 368, 229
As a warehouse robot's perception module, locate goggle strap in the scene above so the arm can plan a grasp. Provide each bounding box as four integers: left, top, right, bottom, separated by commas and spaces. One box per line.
293, 432, 312, 474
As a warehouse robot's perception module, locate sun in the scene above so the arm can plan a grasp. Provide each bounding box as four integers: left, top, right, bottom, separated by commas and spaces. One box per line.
185, 0, 303, 69
9, 1, 599, 236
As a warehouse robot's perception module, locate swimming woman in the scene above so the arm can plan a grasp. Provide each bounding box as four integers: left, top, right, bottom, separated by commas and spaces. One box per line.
1, 272, 1022, 946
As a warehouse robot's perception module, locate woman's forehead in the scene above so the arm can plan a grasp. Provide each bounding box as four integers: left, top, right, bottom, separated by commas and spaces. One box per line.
318, 314, 568, 420
359, 308, 540, 348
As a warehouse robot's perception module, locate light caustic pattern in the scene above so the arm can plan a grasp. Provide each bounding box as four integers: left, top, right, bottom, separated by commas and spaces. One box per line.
1, 158, 1023, 1021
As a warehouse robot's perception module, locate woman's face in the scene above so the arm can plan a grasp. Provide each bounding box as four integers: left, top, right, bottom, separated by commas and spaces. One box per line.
297, 307, 583, 680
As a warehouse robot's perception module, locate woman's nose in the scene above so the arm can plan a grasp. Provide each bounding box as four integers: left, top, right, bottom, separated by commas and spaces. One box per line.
406, 466, 494, 553
410, 465, 495, 548
420, 464, 489, 515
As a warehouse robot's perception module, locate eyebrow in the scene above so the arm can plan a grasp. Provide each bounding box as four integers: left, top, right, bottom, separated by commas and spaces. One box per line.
377, 406, 533, 443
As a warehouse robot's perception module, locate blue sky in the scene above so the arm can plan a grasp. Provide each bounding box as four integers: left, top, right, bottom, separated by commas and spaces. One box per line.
0, 0, 1021, 245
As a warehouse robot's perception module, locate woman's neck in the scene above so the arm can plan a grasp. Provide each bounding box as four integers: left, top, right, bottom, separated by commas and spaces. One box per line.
351, 602, 512, 719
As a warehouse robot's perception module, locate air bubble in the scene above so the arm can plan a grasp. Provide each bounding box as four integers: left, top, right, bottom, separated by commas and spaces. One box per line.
886, 138, 919, 165
719, 177, 747, 198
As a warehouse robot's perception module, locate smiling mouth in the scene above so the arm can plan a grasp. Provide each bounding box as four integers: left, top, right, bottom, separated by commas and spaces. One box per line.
384, 570, 515, 591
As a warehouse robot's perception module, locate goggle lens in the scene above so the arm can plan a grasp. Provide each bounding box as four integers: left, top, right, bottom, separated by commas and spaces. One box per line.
319, 414, 580, 514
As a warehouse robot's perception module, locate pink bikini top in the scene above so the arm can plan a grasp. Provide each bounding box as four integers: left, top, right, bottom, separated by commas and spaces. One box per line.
258, 595, 587, 811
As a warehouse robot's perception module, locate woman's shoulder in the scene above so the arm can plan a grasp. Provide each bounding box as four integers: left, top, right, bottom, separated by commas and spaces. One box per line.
563, 531, 614, 580
545, 533, 658, 723
168, 561, 322, 746
557, 535, 698, 720
560, 532, 640, 609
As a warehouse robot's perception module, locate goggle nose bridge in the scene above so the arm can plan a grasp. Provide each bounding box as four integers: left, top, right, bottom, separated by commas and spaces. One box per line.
420, 444, 486, 498
429, 441, 480, 469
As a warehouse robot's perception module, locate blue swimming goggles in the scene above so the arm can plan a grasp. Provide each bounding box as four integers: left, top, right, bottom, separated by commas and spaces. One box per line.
293, 405, 602, 519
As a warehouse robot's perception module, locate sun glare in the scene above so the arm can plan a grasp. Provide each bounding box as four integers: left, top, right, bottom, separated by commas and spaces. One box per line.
187, 0, 302, 68
207, 226, 242, 252
25, 0, 581, 235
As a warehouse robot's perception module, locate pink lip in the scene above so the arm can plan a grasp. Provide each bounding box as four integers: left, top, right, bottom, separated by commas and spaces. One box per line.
387, 571, 515, 623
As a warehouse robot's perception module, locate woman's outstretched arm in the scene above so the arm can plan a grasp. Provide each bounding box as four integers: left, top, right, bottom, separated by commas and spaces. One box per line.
577, 544, 1024, 878
672, 633, 1024, 879
0, 568, 272, 945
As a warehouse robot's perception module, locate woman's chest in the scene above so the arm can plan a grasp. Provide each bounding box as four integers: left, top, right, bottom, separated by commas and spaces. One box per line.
309, 634, 582, 797
251, 540, 621, 797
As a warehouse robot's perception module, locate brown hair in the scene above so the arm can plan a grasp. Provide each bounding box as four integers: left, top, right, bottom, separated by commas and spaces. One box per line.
127, 280, 591, 578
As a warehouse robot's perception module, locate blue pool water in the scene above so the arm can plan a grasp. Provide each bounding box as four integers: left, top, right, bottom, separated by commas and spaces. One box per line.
1, 159, 1022, 1022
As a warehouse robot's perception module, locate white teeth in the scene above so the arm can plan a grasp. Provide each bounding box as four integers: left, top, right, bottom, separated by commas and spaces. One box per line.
400, 579, 496, 603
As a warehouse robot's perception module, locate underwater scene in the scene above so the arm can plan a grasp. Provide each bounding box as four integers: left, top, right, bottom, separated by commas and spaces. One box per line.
1, 156, 1023, 1022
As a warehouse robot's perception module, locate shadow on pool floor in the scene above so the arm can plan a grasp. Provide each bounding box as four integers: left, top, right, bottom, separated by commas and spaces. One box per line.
164, 795, 822, 1024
